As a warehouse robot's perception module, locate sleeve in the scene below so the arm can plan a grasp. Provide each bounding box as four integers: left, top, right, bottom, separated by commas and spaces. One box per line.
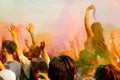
19, 54, 30, 65
19, 54, 31, 79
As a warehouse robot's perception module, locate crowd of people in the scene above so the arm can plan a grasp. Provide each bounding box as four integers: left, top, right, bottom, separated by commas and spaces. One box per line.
0, 4, 120, 80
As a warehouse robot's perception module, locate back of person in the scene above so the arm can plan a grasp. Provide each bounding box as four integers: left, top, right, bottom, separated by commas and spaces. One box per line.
4, 60, 21, 80
95, 64, 120, 80
48, 55, 77, 80
2, 40, 21, 80
76, 50, 97, 80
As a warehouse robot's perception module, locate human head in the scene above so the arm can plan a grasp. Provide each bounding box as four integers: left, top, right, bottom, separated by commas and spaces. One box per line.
29, 41, 46, 59
30, 59, 49, 80
91, 22, 103, 37
29, 45, 41, 59
91, 22, 104, 46
2, 40, 17, 55
91, 22, 109, 58
48, 55, 77, 80
95, 64, 120, 80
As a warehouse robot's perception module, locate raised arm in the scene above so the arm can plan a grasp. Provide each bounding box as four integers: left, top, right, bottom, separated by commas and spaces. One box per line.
26, 23, 36, 45
24, 39, 30, 49
84, 4, 95, 37
110, 30, 120, 58
109, 30, 120, 70
9, 24, 23, 57
40, 41, 50, 66
0, 60, 5, 70
43, 49, 50, 66
9, 24, 30, 64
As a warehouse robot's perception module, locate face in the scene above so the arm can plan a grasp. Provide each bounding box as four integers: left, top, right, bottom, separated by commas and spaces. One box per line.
34, 70, 50, 80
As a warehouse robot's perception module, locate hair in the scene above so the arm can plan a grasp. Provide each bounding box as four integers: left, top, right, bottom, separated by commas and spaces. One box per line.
0, 76, 4, 80
30, 59, 48, 80
95, 64, 120, 80
76, 50, 97, 76
91, 22, 110, 59
77, 50, 97, 68
2, 40, 17, 54
29, 45, 40, 58
29, 41, 45, 59
48, 55, 77, 80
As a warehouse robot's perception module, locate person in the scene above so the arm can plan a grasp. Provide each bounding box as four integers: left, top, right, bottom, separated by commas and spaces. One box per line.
48, 55, 77, 80
30, 58, 50, 80
108, 30, 120, 70
0, 69, 16, 80
84, 4, 110, 65
24, 24, 50, 65
24, 23, 38, 59
9, 24, 50, 79
94, 64, 120, 80
76, 50, 97, 80
1, 40, 21, 80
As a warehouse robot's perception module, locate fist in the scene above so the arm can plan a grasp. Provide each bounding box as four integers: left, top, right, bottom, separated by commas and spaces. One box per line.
87, 4, 94, 10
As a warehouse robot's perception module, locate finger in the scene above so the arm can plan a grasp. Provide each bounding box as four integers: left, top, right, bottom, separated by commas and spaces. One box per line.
29, 23, 33, 26
11, 24, 15, 30
8, 29, 11, 33
26, 27, 29, 31
29, 23, 34, 29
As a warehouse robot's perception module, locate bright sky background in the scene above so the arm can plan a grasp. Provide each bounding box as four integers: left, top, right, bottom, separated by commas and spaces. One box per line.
0, 0, 120, 26
0, 0, 120, 56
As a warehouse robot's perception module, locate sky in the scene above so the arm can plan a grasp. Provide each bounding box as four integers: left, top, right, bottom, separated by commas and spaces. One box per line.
0, 0, 120, 56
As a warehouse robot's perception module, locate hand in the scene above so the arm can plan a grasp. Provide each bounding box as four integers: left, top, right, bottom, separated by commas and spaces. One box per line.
68, 39, 74, 47
110, 30, 116, 39
0, 61, 5, 70
9, 24, 17, 37
26, 23, 34, 34
2, 36, 6, 42
40, 41, 45, 51
24, 39, 29, 46
87, 4, 95, 11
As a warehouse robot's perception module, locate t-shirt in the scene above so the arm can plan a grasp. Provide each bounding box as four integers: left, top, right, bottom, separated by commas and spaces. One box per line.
19, 54, 50, 79
0, 69, 16, 80
19, 55, 31, 79
4, 61, 21, 80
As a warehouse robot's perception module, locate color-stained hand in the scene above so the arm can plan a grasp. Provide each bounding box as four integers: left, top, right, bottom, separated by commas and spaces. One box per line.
9, 23, 17, 37
40, 41, 45, 51
87, 4, 95, 11
26, 23, 34, 34
110, 30, 116, 39
24, 39, 29, 46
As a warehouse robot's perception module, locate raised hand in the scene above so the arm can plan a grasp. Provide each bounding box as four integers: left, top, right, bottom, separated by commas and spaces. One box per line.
40, 41, 45, 51
24, 39, 30, 48
26, 23, 36, 45
87, 4, 95, 11
110, 30, 116, 39
9, 24, 17, 37
26, 23, 34, 34
24, 39, 28, 45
